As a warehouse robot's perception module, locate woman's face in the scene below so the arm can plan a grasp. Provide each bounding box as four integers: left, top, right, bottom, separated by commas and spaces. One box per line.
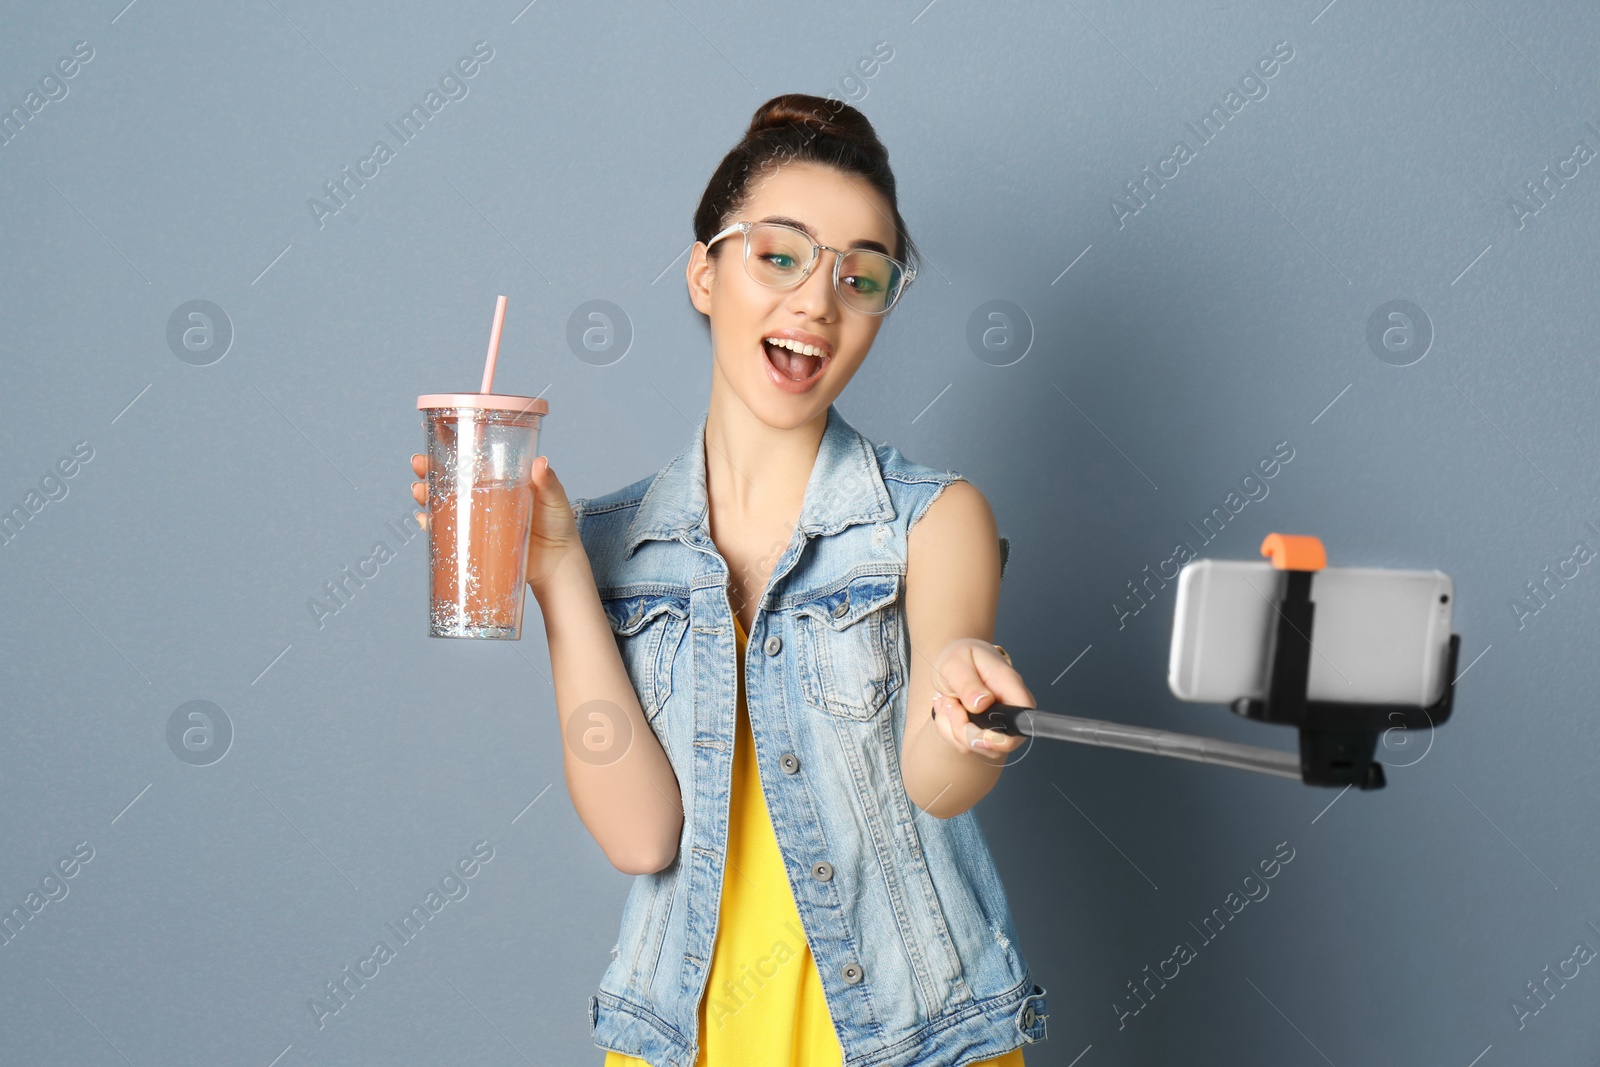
688, 161, 901, 431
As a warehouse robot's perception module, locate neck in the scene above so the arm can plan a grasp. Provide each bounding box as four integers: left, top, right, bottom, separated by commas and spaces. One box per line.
702, 365, 825, 523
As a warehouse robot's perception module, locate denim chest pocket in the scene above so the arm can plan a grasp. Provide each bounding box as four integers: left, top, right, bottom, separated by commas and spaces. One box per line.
794, 573, 904, 720
601, 591, 690, 721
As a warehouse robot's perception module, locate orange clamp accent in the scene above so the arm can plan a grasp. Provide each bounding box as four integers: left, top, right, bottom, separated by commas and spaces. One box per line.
1259, 533, 1326, 571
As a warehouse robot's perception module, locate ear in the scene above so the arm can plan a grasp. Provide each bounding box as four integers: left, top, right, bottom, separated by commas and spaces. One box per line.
686, 242, 715, 316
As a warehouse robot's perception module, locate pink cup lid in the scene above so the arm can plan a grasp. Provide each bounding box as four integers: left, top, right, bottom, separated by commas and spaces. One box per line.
417, 393, 550, 415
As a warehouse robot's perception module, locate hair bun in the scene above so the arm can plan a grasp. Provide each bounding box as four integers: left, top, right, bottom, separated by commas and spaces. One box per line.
746, 93, 880, 156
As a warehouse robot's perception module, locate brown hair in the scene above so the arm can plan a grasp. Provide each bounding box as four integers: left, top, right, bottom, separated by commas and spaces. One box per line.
693, 93, 920, 277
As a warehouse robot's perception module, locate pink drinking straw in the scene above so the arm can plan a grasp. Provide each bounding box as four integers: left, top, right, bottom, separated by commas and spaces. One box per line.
480, 294, 508, 394
464, 294, 508, 496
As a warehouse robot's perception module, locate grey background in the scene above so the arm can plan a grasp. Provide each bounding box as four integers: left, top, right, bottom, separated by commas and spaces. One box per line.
2, 0, 1596, 1064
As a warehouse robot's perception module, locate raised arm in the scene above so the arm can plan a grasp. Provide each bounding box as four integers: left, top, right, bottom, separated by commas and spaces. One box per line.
900, 479, 1035, 819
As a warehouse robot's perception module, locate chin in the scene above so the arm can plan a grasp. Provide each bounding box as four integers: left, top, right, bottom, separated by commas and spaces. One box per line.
743, 386, 835, 431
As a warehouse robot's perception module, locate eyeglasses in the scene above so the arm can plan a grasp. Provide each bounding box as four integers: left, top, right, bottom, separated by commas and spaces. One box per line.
704, 221, 915, 316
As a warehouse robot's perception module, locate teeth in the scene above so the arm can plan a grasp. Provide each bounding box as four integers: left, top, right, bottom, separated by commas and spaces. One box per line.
764, 337, 825, 358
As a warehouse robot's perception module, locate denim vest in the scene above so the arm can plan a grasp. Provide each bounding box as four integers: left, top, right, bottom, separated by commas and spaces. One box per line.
574, 405, 1048, 1067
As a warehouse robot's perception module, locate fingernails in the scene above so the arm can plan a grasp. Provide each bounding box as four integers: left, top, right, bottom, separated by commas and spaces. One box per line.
964, 723, 980, 744
970, 692, 991, 711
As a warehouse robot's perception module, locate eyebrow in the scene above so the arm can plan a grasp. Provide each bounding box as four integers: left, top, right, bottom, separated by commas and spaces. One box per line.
757, 215, 892, 257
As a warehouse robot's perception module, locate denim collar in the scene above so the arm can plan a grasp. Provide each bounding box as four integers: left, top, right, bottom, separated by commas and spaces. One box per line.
623, 404, 895, 556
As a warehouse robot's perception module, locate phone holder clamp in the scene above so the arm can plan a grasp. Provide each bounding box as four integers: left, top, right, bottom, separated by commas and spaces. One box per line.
1228, 533, 1460, 790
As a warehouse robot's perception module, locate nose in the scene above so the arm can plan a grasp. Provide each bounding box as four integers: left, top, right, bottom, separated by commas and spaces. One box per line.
785, 248, 841, 319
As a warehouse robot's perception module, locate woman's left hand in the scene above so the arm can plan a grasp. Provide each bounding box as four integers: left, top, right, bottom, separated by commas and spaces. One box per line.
928, 638, 1036, 762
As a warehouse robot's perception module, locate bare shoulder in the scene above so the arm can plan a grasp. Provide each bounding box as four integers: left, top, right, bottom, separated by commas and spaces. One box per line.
907, 479, 1000, 578
910, 478, 997, 546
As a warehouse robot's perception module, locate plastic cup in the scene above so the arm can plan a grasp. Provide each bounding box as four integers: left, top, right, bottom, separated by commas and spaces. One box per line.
416, 393, 549, 639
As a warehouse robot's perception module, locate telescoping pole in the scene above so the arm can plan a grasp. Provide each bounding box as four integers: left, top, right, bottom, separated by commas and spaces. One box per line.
973, 705, 1305, 782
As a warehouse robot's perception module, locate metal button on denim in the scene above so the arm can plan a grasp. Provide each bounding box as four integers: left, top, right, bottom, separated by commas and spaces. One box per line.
779, 753, 800, 774
627, 606, 643, 627
1022, 1006, 1036, 1027
764, 635, 782, 656
811, 861, 833, 882
831, 598, 849, 618
841, 962, 864, 985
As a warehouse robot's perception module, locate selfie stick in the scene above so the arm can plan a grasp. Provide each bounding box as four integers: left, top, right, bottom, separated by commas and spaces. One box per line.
972, 705, 1305, 781
973, 533, 1461, 791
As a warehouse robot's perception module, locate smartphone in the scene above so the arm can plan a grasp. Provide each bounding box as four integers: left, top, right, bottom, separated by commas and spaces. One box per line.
1167, 559, 1454, 706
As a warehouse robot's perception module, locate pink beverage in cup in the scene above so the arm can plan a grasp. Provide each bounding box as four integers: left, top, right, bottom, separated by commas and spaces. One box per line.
416, 393, 548, 639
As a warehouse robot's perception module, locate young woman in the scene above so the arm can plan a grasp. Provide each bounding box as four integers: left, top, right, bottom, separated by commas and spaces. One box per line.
411, 94, 1047, 1067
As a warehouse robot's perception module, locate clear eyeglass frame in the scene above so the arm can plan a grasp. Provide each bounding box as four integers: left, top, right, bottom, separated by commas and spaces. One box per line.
704, 220, 916, 316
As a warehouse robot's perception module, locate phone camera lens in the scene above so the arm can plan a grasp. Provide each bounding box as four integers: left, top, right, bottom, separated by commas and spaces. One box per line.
1439, 594, 1449, 603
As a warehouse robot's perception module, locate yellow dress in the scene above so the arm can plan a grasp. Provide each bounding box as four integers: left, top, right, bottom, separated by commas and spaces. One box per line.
603, 614, 1026, 1067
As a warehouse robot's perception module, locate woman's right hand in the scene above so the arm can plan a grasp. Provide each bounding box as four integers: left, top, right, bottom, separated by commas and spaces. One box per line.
409, 452, 582, 593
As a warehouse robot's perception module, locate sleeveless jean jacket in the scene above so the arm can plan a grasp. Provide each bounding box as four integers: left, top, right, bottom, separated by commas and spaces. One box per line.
573, 404, 1048, 1067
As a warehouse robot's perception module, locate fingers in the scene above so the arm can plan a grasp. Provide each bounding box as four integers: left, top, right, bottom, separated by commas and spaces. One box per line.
935, 646, 993, 716
930, 690, 1020, 761
531, 455, 570, 509
940, 642, 1035, 715
409, 454, 429, 529
972, 730, 1022, 759
930, 641, 1031, 760
931, 692, 965, 751
932, 692, 981, 758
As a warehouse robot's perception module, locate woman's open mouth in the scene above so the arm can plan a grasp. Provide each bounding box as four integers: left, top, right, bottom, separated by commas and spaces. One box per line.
761, 336, 831, 394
